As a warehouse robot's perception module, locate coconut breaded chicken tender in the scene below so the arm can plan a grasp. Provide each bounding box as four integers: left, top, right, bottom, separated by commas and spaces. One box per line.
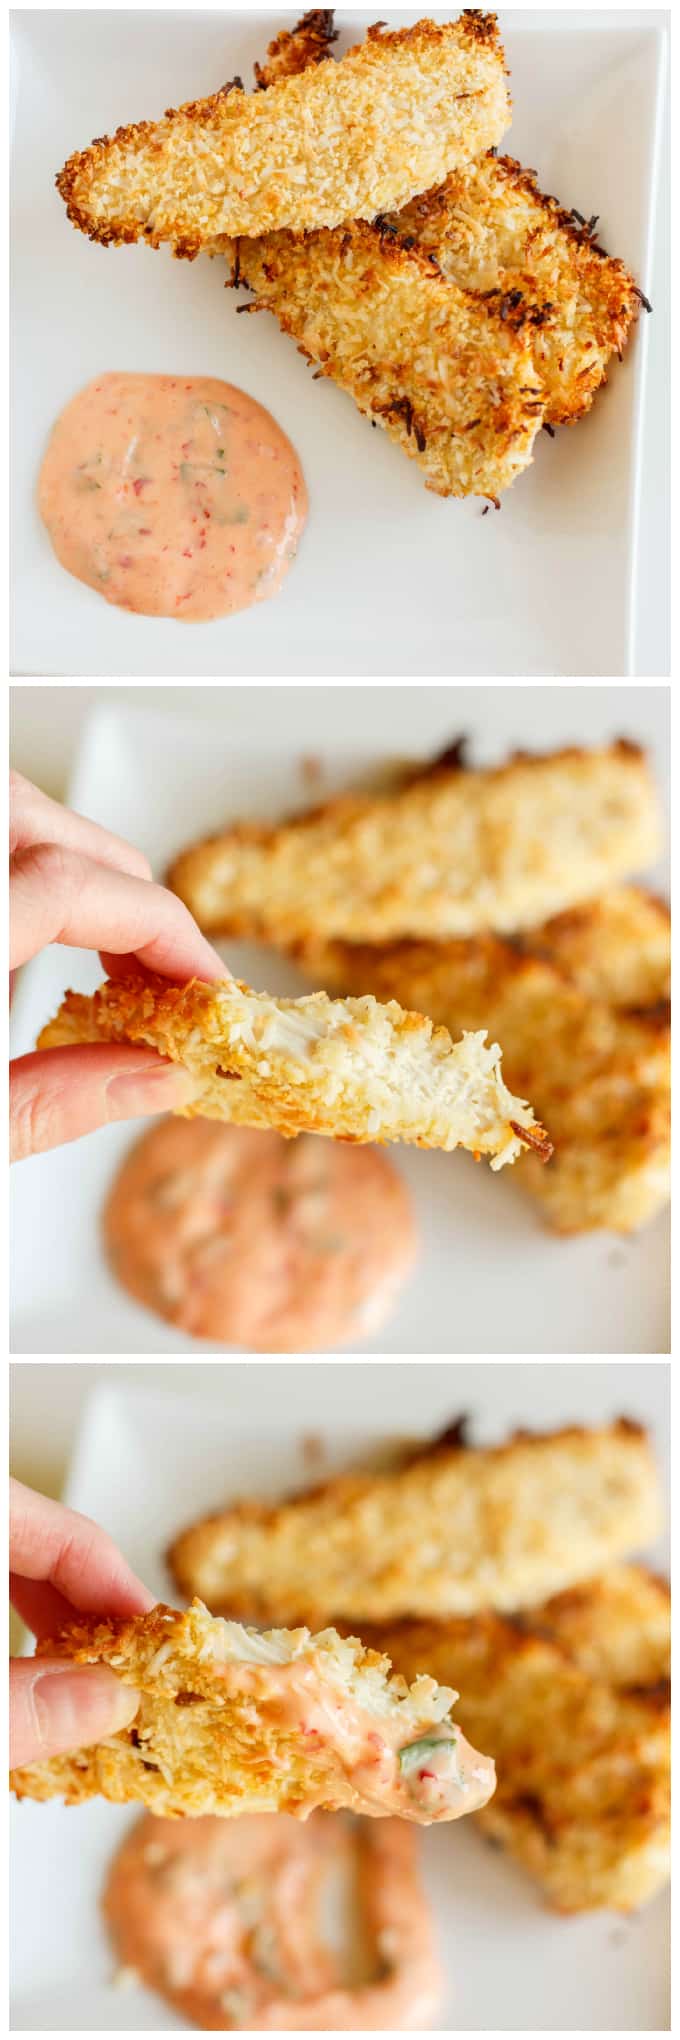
388, 154, 643, 427
37, 973, 550, 1168
56, 16, 511, 253
10, 1599, 496, 1826
230, 14, 642, 461
167, 743, 661, 944
529, 886, 670, 1009
360, 1587, 670, 1913
168, 1421, 661, 1626
230, 227, 547, 500
292, 927, 670, 1234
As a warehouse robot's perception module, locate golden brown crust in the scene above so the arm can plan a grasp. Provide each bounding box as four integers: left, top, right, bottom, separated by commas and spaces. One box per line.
37, 972, 549, 1166
529, 887, 670, 1008
167, 741, 660, 944
254, 9, 338, 90
359, 1602, 670, 1912
290, 911, 670, 1234
533, 1564, 670, 1688
229, 220, 546, 498
167, 1420, 661, 1626
56, 16, 511, 252
388, 152, 643, 426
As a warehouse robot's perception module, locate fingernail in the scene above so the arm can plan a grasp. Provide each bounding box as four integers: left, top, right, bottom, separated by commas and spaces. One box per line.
32, 1665, 140, 1752
105, 1063, 198, 1118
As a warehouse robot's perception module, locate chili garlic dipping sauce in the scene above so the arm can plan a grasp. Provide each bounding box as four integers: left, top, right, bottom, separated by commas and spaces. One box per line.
38, 373, 306, 620
104, 1119, 418, 1351
104, 1811, 444, 2030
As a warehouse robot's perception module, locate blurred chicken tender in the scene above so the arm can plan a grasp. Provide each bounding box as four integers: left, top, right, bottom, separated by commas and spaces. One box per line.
38, 972, 549, 1167
292, 925, 670, 1233
168, 1421, 660, 1626
167, 743, 660, 944
10, 1599, 495, 1827
529, 886, 670, 1008
57, 17, 511, 253
363, 1587, 670, 1913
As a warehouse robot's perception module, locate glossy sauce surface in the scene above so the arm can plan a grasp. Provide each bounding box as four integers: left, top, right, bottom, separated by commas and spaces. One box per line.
104, 1119, 418, 1351
104, 1811, 444, 2030
38, 373, 306, 620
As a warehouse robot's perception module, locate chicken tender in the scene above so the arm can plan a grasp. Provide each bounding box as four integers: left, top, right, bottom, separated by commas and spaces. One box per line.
361, 1601, 670, 1913
56, 16, 511, 253
533, 1564, 670, 1689
230, 225, 547, 499
37, 973, 550, 1168
168, 1420, 661, 1626
291, 926, 670, 1233
529, 886, 670, 1008
167, 742, 660, 944
10, 1599, 496, 1827
389, 153, 644, 426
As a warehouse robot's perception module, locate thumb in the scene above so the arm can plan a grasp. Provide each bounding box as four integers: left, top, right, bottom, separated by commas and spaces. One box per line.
10, 1043, 198, 1160
10, 1657, 140, 1768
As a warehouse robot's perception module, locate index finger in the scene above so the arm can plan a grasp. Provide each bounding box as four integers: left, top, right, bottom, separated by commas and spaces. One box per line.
9, 1480, 155, 1629
10, 841, 226, 981
10, 770, 152, 882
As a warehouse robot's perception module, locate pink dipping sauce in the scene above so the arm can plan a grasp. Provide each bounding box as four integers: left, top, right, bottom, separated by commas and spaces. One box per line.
104, 1812, 445, 2030
38, 373, 307, 620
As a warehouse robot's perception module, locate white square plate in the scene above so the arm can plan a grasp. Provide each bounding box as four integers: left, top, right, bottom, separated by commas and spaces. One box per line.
9, 1364, 671, 2030
9, 688, 670, 1355
11, 8, 667, 677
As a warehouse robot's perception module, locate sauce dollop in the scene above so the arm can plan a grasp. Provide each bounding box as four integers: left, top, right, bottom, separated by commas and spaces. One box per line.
104, 1119, 418, 1351
38, 372, 307, 620
104, 1811, 444, 2030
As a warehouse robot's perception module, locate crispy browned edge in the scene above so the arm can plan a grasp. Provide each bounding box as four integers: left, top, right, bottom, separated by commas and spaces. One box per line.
389, 150, 648, 312
166, 1416, 648, 1593
254, 9, 339, 89
165, 737, 649, 893
26, 1599, 391, 1682
55, 13, 505, 256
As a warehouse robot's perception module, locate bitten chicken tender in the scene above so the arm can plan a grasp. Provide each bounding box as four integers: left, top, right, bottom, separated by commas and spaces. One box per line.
10, 1599, 496, 1826
388, 153, 644, 427
363, 1579, 670, 1913
232, 225, 546, 499
167, 742, 660, 944
37, 973, 550, 1169
56, 17, 511, 254
168, 1420, 661, 1626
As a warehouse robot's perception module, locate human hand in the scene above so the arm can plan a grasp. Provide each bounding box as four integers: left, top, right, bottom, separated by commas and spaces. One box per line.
10, 771, 225, 1159
10, 1478, 155, 1768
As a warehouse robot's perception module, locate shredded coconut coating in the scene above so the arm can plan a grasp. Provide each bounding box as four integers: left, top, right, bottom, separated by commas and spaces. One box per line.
228, 223, 546, 499
364, 1575, 670, 1914
10, 1598, 478, 1821
167, 742, 660, 943
293, 922, 670, 1234
253, 8, 339, 89
168, 1420, 660, 1626
388, 153, 644, 425
37, 973, 550, 1168
528, 885, 670, 1009
56, 16, 511, 252
530, 1564, 670, 1690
